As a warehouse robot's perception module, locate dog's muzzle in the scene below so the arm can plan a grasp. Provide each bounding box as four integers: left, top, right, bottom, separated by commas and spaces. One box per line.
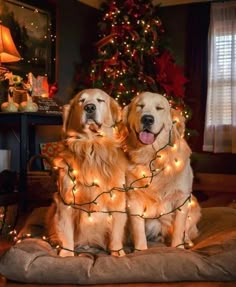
138, 114, 164, 145
83, 103, 101, 130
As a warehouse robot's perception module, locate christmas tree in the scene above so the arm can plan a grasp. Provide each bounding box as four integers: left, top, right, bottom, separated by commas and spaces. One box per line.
75, 0, 190, 119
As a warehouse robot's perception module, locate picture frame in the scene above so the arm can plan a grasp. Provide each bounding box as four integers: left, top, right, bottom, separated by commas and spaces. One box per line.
0, 0, 56, 82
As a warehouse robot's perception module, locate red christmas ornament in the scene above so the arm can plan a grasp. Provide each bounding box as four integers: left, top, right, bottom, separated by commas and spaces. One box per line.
49, 83, 58, 98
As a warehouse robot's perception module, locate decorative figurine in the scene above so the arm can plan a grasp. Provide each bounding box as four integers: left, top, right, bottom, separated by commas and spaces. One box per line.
1, 87, 19, 112
19, 87, 38, 112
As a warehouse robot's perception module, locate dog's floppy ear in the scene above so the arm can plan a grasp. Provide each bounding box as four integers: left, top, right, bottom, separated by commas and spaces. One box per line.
109, 97, 122, 124
171, 108, 186, 138
122, 104, 130, 126
62, 92, 83, 138
62, 104, 71, 137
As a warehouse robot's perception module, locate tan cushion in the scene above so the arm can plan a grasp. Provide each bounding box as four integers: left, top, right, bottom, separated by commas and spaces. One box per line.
0, 207, 236, 284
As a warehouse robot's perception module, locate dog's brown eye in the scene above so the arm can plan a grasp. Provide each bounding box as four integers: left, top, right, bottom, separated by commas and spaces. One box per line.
79, 99, 85, 103
156, 106, 164, 111
97, 98, 105, 103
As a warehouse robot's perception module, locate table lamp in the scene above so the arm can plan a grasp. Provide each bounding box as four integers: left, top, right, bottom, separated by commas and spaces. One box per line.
0, 24, 21, 80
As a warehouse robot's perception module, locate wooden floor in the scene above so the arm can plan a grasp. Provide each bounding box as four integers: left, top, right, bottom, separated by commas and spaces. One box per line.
1, 279, 236, 287
0, 276, 236, 287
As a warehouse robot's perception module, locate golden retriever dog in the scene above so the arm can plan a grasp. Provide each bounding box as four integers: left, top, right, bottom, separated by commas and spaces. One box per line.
47, 88, 128, 257
123, 91, 201, 251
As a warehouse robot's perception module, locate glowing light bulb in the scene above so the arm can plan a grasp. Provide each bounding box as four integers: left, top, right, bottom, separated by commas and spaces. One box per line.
72, 188, 78, 194
72, 169, 78, 176
173, 117, 180, 124
172, 143, 177, 150
188, 199, 195, 207
141, 171, 146, 177
88, 213, 93, 222
165, 165, 171, 173
174, 159, 181, 168
158, 154, 164, 161
110, 193, 116, 200
107, 213, 113, 222
188, 241, 194, 247
93, 179, 99, 186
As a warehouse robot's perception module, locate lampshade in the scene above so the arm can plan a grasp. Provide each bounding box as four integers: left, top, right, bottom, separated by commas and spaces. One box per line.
0, 24, 21, 63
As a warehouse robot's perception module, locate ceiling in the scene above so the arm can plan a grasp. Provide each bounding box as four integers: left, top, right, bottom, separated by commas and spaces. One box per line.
79, 0, 210, 9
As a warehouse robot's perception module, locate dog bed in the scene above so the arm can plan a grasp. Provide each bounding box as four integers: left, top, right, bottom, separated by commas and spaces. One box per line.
0, 207, 236, 284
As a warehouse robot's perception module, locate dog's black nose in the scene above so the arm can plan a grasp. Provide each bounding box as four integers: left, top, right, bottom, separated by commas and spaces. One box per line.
84, 103, 96, 114
141, 115, 154, 126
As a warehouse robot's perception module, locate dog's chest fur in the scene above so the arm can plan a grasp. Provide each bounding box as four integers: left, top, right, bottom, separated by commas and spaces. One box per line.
126, 137, 193, 209
65, 136, 126, 207
62, 136, 127, 248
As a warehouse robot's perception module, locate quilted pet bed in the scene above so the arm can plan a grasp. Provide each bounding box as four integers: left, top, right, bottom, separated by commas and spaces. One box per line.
0, 207, 236, 284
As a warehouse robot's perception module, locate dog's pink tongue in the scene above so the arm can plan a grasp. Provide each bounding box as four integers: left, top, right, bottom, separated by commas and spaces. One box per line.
139, 131, 155, 145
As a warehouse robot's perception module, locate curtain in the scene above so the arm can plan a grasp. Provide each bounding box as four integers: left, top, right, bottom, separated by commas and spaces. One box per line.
203, 1, 236, 153
184, 3, 210, 152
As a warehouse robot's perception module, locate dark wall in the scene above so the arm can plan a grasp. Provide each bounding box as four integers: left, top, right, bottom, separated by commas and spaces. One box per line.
159, 5, 189, 67
56, 0, 100, 104
2, 1, 236, 174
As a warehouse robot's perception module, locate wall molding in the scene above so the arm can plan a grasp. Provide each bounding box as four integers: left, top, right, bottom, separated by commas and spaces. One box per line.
79, 0, 212, 9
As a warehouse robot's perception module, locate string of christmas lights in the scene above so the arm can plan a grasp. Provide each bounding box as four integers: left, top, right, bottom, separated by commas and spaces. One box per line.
10, 120, 193, 254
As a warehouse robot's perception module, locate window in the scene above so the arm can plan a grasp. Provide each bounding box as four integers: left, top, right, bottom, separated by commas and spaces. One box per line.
203, 1, 236, 153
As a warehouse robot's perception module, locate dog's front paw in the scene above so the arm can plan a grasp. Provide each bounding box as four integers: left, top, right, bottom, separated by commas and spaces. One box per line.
49, 237, 63, 249
176, 244, 185, 249
111, 250, 126, 257
59, 249, 74, 257
133, 243, 148, 252
171, 240, 185, 249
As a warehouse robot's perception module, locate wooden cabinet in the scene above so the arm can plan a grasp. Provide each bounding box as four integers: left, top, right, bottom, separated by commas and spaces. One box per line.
0, 112, 62, 209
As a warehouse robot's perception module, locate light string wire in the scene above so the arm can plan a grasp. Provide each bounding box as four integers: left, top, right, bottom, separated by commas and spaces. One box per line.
13, 121, 192, 254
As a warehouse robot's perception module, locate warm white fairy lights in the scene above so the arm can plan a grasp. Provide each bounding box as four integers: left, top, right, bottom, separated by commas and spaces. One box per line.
8, 120, 192, 254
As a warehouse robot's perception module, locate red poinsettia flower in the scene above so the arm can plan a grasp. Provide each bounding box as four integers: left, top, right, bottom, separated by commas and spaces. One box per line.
154, 50, 188, 98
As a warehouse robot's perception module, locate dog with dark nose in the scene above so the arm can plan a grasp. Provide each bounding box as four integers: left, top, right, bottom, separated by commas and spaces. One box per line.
47, 88, 128, 257
123, 91, 201, 251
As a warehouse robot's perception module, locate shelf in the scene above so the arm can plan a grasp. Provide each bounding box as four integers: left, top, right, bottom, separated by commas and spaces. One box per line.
0, 112, 62, 210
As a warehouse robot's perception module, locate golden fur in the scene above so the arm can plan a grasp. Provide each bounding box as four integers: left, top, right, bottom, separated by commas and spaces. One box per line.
47, 89, 127, 257
123, 91, 201, 250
